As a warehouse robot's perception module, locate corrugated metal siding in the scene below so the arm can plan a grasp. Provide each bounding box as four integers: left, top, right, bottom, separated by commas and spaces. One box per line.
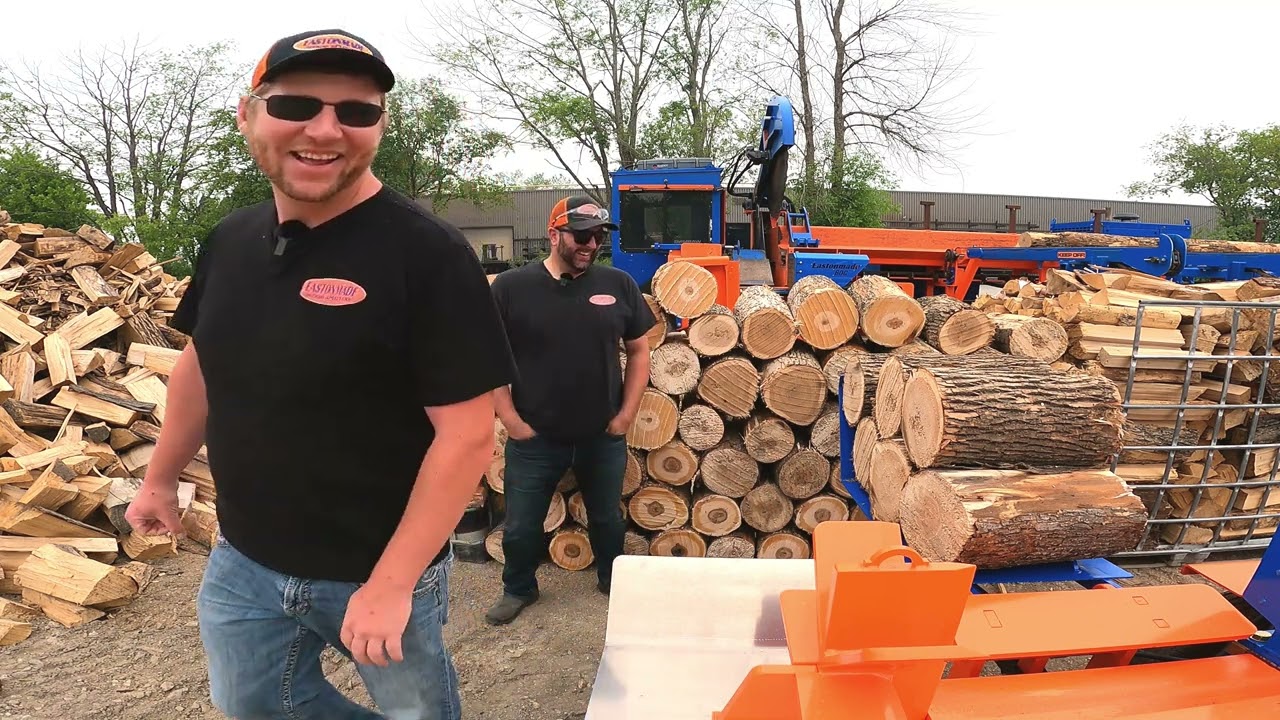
429, 187, 1220, 248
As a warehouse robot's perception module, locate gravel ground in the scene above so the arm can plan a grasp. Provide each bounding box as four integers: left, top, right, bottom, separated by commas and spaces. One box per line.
0, 540, 1245, 720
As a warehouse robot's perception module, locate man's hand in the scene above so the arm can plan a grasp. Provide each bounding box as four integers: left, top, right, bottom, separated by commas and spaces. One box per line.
340, 580, 413, 666
607, 409, 634, 436
124, 484, 185, 537
502, 416, 537, 441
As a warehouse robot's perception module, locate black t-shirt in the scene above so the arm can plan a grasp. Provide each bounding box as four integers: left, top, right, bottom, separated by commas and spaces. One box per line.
490, 261, 655, 441
170, 186, 516, 583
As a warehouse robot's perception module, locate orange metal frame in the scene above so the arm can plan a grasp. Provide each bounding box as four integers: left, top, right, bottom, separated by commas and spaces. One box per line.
713, 520, 1280, 720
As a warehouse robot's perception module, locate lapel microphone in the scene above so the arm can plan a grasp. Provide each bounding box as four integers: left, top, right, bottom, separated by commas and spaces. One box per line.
274, 220, 310, 256
559, 273, 571, 287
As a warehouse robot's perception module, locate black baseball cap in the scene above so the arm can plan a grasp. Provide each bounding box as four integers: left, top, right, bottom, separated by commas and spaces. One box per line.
251, 29, 395, 92
548, 195, 618, 231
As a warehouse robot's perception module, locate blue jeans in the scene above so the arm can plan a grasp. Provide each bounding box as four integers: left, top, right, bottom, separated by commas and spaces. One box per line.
197, 534, 461, 720
501, 431, 628, 597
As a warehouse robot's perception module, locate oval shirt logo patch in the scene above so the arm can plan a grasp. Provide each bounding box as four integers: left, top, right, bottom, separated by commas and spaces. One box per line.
300, 278, 367, 306
589, 294, 617, 306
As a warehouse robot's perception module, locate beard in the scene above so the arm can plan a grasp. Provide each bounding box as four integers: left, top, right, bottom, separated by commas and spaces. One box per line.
247, 134, 371, 204
558, 240, 597, 271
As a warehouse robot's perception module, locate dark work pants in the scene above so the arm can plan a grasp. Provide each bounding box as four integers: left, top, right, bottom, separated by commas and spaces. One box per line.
501, 431, 627, 598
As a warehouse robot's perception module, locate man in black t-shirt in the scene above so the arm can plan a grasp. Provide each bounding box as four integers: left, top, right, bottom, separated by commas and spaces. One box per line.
485, 195, 656, 625
123, 29, 515, 719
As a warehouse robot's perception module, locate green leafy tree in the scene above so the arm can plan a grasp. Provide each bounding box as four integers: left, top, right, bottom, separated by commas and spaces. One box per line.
0, 146, 99, 230
372, 78, 513, 211
1127, 124, 1280, 242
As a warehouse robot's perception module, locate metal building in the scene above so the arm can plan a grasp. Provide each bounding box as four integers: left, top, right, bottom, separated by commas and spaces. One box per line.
431, 187, 1220, 263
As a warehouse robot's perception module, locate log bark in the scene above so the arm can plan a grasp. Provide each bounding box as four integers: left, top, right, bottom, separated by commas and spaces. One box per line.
809, 400, 841, 458
845, 275, 925, 347
699, 436, 759, 498
623, 448, 646, 497
775, 447, 830, 500
733, 285, 796, 360
687, 303, 739, 357
756, 530, 811, 559
652, 260, 718, 318
839, 350, 892, 425
677, 403, 724, 451
821, 344, 866, 394
543, 491, 567, 532
690, 491, 742, 537
696, 354, 759, 419
919, 295, 994, 355
899, 468, 1149, 568
624, 529, 651, 556
794, 494, 850, 533
740, 481, 794, 533
627, 483, 690, 531
900, 363, 1125, 470
869, 439, 910, 522
1018, 231, 1160, 249
649, 527, 707, 557
648, 339, 701, 395
641, 293, 668, 351
990, 314, 1069, 362
706, 532, 755, 558
1186, 238, 1280, 254
786, 275, 860, 350
549, 523, 594, 571
626, 388, 679, 450
760, 349, 826, 425
645, 440, 699, 487
743, 410, 795, 463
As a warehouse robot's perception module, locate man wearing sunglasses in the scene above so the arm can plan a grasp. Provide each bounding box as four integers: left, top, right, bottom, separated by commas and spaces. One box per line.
123, 28, 515, 720
484, 195, 656, 625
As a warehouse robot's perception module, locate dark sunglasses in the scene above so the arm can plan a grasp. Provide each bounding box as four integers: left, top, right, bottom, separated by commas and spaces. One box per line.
562, 228, 607, 245
250, 93, 385, 128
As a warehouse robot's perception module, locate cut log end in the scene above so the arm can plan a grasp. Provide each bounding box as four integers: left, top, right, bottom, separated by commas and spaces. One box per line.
549, 524, 594, 571
652, 261, 718, 318
760, 350, 826, 425
795, 494, 850, 534
649, 527, 707, 558
649, 341, 701, 396
706, 532, 755, 558
626, 388, 679, 450
646, 440, 699, 486
691, 493, 743, 537
687, 305, 739, 357
677, 404, 725, 451
697, 355, 759, 419
756, 531, 811, 560
627, 484, 690, 531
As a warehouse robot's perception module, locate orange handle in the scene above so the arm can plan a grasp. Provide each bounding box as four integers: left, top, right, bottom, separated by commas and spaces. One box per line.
866, 546, 925, 567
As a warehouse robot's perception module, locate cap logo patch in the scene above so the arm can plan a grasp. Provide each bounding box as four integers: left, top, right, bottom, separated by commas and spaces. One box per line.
589, 294, 617, 306
293, 34, 373, 55
300, 278, 367, 306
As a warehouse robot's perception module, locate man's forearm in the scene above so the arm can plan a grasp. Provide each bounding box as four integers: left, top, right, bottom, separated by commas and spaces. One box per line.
142, 344, 208, 492
620, 348, 650, 418
367, 409, 494, 590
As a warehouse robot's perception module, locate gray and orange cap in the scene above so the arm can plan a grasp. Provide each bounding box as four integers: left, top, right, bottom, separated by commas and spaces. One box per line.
548, 195, 618, 232
251, 29, 395, 92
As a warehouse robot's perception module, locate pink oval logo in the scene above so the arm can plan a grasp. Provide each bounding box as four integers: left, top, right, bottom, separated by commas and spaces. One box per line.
300, 278, 367, 306
589, 294, 617, 306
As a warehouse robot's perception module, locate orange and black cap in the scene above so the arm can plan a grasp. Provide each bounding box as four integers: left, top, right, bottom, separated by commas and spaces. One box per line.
548, 195, 617, 232
251, 29, 395, 92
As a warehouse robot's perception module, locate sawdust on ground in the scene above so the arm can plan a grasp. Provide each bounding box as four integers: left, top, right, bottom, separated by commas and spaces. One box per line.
0, 543, 1220, 720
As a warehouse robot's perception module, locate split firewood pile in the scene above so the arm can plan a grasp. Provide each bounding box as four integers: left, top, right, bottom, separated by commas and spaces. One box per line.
0, 211, 210, 648
969, 235, 1280, 547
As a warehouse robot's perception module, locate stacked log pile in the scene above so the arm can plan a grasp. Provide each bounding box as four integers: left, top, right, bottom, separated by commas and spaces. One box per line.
970, 234, 1280, 545
0, 211, 208, 647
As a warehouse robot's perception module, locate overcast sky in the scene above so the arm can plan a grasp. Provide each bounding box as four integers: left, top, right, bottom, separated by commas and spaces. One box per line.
4, 0, 1270, 208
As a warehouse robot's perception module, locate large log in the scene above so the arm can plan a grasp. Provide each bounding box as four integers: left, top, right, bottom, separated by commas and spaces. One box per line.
627, 483, 690, 531
775, 447, 830, 500
794, 494, 849, 534
756, 530, 811, 559
785, 275, 860, 350
626, 388, 679, 450
990, 314, 1068, 362
649, 527, 707, 557
686, 303, 739, 357
845, 275, 925, 347
733, 285, 796, 360
759, 349, 826, 425
645, 440, 699, 487
1018, 231, 1160, 249
743, 410, 795, 463
652, 261, 718, 318
740, 482, 794, 533
549, 524, 594, 571
898, 468, 1149, 568
705, 531, 755, 558
899, 362, 1125, 469
648, 339, 700, 395
699, 436, 759, 498
676, 403, 724, 451
869, 438, 910, 522
696, 354, 758, 419
690, 491, 742, 537
918, 295, 994, 355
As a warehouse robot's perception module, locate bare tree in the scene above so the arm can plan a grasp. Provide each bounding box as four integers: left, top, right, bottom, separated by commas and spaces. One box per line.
414, 0, 678, 200
0, 38, 243, 223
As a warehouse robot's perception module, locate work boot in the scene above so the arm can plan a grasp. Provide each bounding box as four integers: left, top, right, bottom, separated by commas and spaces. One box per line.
484, 590, 539, 625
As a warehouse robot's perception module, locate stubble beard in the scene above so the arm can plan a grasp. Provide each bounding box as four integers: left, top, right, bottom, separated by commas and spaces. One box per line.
560, 242, 595, 272
248, 135, 371, 204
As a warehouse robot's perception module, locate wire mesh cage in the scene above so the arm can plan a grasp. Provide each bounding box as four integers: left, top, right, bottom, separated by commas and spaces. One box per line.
1109, 298, 1280, 562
